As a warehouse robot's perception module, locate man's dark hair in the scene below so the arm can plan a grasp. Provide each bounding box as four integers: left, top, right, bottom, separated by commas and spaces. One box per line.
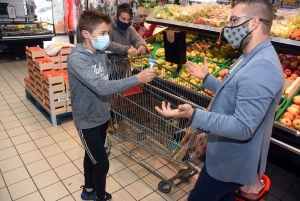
236, 0, 273, 34
78, 10, 111, 36
117, 3, 133, 17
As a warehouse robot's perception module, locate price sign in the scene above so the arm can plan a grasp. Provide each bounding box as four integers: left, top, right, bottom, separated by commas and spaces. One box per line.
157, 14, 161, 18
182, 22, 188, 27
204, 25, 220, 32
192, 24, 200, 29
58, 93, 69, 102
183, 11, 188, 16
174, 13, 179, 17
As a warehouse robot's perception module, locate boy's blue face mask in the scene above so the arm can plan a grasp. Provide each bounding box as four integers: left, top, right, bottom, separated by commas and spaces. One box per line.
88, 33, 110, 51
116, 19, 132, 30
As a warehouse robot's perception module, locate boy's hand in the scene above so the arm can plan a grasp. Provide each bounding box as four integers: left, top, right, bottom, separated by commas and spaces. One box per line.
137, 46, 146, 55
127, 48, 137, 57
137, 69, 156, 83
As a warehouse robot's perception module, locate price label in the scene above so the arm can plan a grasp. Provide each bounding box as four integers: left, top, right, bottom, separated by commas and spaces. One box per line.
182, 22, 188, 27
58, 93, 69, 102
174, 13, 179, 17
18, 24, 25, 29
204, 25, 220, 32
183, 11, 189, 16
157, 14, 161, 18
192, 24, 200, 29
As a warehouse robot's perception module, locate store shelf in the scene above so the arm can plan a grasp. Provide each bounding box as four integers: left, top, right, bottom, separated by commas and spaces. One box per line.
270, 36, 300, 47
147, 17, 300, 47
273, 122, 300, 137
146, 17, 222, 32
1, 34, 55, 41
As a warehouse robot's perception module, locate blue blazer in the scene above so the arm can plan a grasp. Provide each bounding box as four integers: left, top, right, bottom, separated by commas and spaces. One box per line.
190, 39, 284, 185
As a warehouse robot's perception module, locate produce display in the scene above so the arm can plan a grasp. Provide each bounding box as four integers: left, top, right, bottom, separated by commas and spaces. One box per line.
278, 95, 300, 130
0, 24, 53, 37
153, 59, 178, 78
278, 54, 300, 80
150, 3, 230, 27
187, 39, 237, 63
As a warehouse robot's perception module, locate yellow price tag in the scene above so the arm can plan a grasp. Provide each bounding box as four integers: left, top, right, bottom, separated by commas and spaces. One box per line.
18, 24, 25, 29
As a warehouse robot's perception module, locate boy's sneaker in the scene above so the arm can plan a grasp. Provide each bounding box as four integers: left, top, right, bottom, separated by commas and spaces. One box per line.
80, 185, 96, 200
95, 192, 112, 201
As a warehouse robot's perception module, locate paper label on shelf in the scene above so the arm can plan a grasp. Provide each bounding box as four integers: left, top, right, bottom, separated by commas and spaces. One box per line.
183, 11, 189, 16
58, 93, 69, 102
270, 37, 281, 43
204, 25, 220, 32
157, 14, 161, 18
18, 24, 25, 29
174, 13, 179, 17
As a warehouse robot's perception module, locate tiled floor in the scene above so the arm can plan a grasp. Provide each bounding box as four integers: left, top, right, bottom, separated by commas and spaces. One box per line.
0, 54, 299, 201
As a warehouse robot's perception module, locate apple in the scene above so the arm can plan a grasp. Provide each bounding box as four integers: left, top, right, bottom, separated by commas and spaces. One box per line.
283, 111, 295, 120
295, 115, 300, 119
291, 73, 298, 80
291, 104, 300, 109
280, 118, 292, 127
215, 41, 221, 48
290, 62, 298, 69
287, 106, 299, 115
283, 59, 291, 65
293, 58, 300, 64
293, 69, 300, 75
292, 119, 300, 130
282, 63, 289, 70
279, 54, 287, 60
284, 69, 292, 77
293, 95, 300, 105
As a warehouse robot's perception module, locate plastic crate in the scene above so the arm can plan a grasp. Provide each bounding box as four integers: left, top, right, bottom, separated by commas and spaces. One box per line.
274, 86, 300, 131
275, 97, 287, 120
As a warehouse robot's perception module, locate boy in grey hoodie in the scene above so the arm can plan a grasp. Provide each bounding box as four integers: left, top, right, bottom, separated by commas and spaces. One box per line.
67, 10, 156, 201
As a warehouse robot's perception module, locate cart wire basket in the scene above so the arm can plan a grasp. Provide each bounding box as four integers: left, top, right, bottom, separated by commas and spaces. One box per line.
107, 56, 209, 193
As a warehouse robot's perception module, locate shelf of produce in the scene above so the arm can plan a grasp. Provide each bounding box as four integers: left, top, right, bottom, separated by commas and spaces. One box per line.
146, 17, 222, 33
273, 122, 300, 137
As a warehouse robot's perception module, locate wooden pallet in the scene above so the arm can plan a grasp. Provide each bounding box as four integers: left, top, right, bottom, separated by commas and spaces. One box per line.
26, 90, 72, 126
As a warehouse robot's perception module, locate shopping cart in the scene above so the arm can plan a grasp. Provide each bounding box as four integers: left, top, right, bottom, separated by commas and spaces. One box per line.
107, 55, 211, 193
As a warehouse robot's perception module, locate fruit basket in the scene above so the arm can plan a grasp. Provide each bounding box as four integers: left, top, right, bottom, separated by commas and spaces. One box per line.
275, 86, 300, 131
275, 98, 288, 119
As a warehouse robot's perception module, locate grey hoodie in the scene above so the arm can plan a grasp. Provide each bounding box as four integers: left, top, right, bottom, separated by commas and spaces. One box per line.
67, 44, 139, 129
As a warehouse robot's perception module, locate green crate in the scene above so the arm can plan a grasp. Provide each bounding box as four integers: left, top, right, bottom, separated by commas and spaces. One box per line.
148, 42, 165, 60
274, 87, 300, 122
274, 97, 287, 120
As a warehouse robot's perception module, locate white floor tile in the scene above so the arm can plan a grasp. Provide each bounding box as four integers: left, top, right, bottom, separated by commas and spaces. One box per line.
15, 140, 38, 154
45, 126, 65, 135
19, 117, 38, 126
72, 158, 84, 172
141, 191, 166, 201
28, 128, 49, 140
40, 143, 63, 158
111, 189, 135, 201
0, 138, 13, 149
0, 188, 12, 201
10, 134, 32, 146
0, 174, 6, 188
34, 136, 55, 148
8, 178, 37, 200
62, 173, 84, 193
39, 120, 52, 128
6, 126, 27, 137
54, 162, 80, 180
24, 122, 43, 132
66, 128, 78, 137
0, 147, 18, 161
0, 155, 23, 173
106, 176, 122, 194
112, 168, 139, 187
26, 159, 52, 176
20, 150, 44, 165
16, 191, 44, 201
108, 158, 127, 175
32, 170, 60, 190
0, 109, 14, 118
65, 146, 85, 161
3, 166, 30, 186
58, 138, 79, 151
34, 114, 47, 122
12, 106, 29, 114
15, 111, 33, 119
40, 182, 69, 201
0, 104, 11, 111
0, 114, 18, 123
59, 195, 75, 201
47, 152, 71, 168
52, 131, 72, 143
3, 120, 22, 130
61, 121, 75, 130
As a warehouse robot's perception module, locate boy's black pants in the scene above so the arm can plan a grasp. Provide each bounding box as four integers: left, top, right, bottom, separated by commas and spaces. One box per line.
78, 122, 109, 199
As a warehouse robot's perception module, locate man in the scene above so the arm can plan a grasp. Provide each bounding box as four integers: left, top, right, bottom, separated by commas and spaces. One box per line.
155, 0, 284, 200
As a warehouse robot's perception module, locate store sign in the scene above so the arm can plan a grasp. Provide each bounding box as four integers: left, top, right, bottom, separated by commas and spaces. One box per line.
7, 6, 16, 19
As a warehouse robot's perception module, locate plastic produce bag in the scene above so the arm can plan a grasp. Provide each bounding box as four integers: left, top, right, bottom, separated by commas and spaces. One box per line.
45, 43, 75, 56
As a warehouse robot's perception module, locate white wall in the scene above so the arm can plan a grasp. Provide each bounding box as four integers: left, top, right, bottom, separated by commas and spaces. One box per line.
0, 0, 26, 21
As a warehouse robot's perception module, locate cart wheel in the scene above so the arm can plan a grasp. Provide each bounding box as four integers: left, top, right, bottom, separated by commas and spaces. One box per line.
158, 181, 172, 193
15, 57, 20, 61
178, 169, 190, 182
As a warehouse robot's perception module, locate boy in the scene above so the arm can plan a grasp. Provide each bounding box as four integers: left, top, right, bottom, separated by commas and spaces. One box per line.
67, 10, 156, 201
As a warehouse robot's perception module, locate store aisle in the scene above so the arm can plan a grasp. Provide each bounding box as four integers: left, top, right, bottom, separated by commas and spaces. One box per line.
0, 56, 196, 201
0, 55, 299, 201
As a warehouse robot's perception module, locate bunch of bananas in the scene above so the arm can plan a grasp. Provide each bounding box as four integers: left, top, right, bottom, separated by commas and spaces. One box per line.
156, 33, 164, 43
156, 48, 165, 57
147, 43, 154, 51
186, 33, 197, 40
130, 57, 149, 69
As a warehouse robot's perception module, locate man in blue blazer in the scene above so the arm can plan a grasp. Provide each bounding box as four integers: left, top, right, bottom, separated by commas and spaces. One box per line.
155, 0, 284, 200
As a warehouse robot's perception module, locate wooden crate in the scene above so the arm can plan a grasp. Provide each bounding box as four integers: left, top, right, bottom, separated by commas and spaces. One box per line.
42, 74, 64, 86
66, 99, 72, 112
44, 101, 67, 115
26, 46, 46, 60
60, 61, 67, 69
43, 84, 65, 98
59, 47, 72, 55
53, 63, 61, 70
46, 54, 60, 63
34, 61, 54, 72
65, 82, 70, 92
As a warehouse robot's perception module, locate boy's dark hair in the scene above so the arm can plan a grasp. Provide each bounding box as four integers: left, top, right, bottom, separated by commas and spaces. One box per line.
117, 3, 133, 17
78, 10, 111, 36
236, 0, 273, 34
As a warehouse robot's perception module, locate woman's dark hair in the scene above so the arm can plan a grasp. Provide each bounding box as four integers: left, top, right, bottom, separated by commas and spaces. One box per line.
117, 3, 133, 17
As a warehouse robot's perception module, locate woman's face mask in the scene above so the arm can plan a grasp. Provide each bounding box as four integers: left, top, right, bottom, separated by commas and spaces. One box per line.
117, 12, 132, 30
